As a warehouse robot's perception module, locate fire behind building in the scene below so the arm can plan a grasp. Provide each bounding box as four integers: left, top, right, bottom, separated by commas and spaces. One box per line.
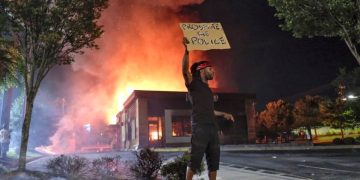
115, 90, 256, 150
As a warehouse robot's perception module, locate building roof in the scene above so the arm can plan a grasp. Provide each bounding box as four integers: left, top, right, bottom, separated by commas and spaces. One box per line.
123, 90, 256, 108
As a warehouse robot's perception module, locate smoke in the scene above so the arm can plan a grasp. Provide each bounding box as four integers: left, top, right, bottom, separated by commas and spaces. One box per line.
41, 0, 209, 154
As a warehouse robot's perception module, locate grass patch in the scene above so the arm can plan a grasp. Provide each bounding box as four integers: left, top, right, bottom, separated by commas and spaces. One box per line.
313, 134, 360, 144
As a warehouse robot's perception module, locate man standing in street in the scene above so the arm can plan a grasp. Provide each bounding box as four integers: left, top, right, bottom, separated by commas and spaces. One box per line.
0, 125, 10, 159
182, 38, 234, 180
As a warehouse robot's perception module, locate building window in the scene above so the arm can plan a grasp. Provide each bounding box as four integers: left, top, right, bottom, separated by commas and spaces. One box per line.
148, 117, 163, 141
172, 116, 191, 137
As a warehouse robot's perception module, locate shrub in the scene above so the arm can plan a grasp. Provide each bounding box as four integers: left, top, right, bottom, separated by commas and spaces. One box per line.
131, 148, 162, 179
47, 155, 129, 179
161, 152, 204, 180
356, 136, 360, 143
256, 129, 265, 139
332, 138, 343, 145
91, 156, 122, 179
0, 164, 8, 174
46, 155, 90, 179
290, 132, 299, 140
343, 137, 355, 145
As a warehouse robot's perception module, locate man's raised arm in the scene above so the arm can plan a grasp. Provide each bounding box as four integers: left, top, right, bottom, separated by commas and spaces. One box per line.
182, 38, 192, 86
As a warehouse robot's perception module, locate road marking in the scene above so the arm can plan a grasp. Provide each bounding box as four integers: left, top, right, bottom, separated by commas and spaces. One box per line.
221, 163, 309, 179
297, 164, 360, 174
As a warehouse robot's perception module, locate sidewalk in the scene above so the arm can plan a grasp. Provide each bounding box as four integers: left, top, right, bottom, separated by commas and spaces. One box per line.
154, 144, 360, 153
221, 144, 360, 152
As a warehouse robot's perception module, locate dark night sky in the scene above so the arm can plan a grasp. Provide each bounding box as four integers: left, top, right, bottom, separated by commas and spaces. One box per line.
42, 0, 357, 111
187, 0, 357, 109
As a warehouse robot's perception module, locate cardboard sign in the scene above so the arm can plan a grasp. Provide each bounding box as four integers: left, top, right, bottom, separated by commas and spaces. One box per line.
179, 22, 231, 51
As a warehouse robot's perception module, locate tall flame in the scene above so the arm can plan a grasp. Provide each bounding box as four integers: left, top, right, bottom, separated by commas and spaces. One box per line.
40, 0, 219, 154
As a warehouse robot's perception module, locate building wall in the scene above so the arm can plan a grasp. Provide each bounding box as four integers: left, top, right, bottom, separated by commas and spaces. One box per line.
245, 99, 256, 143
120, 112, 125, 149
122, 101, 137, 149
137, 98, 149, 149
215, 93, 251, 144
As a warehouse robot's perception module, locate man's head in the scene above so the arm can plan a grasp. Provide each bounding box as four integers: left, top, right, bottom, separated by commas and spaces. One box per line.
190, 61, 214, 80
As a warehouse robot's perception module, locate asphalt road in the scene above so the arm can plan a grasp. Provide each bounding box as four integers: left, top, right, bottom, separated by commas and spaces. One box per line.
23, 150, 360, 180
219, 151, 360, 180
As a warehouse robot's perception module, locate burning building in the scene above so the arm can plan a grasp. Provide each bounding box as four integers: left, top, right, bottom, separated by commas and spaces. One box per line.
115, 90, 256, 150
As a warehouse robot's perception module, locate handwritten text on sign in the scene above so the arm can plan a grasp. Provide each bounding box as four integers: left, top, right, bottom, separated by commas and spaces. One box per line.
180, 23, 231, 51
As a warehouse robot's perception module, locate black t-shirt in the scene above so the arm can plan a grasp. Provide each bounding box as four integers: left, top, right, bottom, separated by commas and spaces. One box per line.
186, 78, 216, 126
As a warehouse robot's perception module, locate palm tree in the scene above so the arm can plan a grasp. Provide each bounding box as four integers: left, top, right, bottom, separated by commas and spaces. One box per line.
0, 41, 19, 89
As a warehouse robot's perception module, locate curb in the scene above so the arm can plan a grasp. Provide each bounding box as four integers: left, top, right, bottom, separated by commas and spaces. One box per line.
220, 144, 360, 153
152, 145, 360, 153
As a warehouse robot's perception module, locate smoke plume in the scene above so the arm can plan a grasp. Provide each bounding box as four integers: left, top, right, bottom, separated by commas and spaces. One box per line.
40, 0, 211, 154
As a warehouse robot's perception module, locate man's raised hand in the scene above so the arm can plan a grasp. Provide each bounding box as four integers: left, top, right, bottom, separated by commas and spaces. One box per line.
223, 113, 235, 122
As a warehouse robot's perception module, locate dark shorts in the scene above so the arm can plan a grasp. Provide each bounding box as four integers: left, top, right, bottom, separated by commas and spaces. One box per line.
188, 124, 220, 172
